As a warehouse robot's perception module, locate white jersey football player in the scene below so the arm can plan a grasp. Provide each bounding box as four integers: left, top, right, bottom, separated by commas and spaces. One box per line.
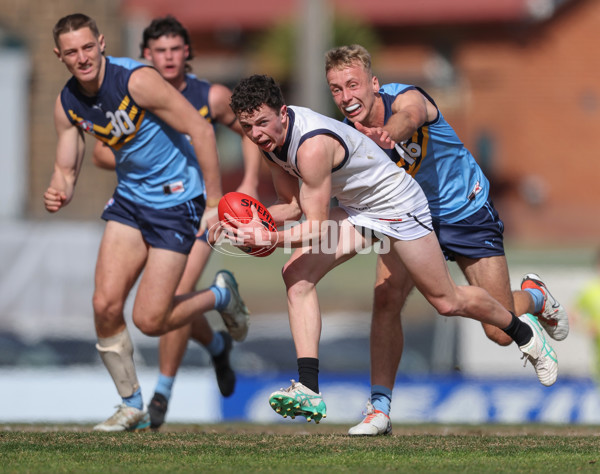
224, 74, 558, 424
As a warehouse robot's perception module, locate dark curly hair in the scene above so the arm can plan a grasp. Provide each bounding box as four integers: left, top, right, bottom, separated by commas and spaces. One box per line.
230, 75, 285, 116
140, 15, 193, 61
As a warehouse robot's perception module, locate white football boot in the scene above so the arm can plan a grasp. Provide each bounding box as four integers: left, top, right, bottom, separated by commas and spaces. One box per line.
268, 380, 327, 423
214, 270, 250, 342
93, 404, 150, 432
348, 401, 392, 436
518, 313, 558, 387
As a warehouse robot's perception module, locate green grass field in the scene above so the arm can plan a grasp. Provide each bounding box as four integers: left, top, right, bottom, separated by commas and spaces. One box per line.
2, 247, 595, 472
2, 423, 599, 473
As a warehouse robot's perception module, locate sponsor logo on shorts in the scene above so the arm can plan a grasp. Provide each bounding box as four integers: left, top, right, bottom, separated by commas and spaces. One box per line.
103, 197, 115, 210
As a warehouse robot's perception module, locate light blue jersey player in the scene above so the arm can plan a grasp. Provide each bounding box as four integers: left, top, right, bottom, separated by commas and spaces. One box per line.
86, 69, 221, 244
46, 13, 249, 433
61, 56, 204, 211
90, 15, 260, 431
325, 44, 567, 436
365, 82, 503, 260
377, 83, 489, 224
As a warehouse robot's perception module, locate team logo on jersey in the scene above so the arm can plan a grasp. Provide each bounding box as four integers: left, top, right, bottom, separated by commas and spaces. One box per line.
468, 181, 483, 200
163, 181, 185, 194
77, 119, 95, 133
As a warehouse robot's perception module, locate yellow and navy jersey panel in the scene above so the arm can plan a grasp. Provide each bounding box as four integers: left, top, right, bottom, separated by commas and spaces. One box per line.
181, 74, 215, 128
346, 83, 489, 224
59, 56, 203, 209
60, 57, 148, 151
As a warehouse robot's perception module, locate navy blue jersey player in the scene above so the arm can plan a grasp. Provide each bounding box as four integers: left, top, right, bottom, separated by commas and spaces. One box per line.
45, 13, 250, 432
91, 16, 261, 429
325, 45, 568, 436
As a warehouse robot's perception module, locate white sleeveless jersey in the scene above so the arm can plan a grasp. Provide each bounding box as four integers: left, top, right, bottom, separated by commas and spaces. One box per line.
263, 106, 428, 221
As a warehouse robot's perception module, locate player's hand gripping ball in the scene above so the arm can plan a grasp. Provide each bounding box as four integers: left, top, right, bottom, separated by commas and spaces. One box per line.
218, 192, 277, 257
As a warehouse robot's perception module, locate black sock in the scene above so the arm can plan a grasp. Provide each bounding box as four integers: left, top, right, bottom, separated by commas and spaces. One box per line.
297, 357, 319, 393
502, 312, 533, 346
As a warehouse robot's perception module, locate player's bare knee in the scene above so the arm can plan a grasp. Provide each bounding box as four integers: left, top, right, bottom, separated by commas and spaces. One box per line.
430, 299, 458, 317
92, 293, 125, 324
134, 321, 163, 337
281, 262, 313, 292
281, 260, 298, 284
286, 279, 315, 303
133, 313, 166, 337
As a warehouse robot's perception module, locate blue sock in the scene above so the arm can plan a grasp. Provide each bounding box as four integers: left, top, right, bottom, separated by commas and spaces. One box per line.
154, 373, 176, 401
210, 285, 231, 311
524, 288, 545, 314
206, 331, 225, 357
371, 385, 392, 416
122, 388, 143, 410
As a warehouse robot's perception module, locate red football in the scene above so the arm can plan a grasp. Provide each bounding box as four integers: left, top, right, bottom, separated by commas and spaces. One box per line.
218, 192, 277, 257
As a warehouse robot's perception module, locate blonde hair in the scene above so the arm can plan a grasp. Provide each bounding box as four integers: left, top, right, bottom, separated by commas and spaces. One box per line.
325, 44, 372, 75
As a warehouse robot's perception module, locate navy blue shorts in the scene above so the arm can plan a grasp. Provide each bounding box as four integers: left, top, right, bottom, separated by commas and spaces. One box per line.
101, 193, 205, 255
433, 200, 505, 261
196, 230, 209, 243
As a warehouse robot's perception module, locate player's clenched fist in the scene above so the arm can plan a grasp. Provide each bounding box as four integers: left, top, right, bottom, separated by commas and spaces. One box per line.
43, 187, 68, 213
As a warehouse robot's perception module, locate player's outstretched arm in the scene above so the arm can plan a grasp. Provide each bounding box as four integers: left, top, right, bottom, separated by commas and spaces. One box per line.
382, 88, 430, 143
354, 122, 396, 149
44, 95, 85, 213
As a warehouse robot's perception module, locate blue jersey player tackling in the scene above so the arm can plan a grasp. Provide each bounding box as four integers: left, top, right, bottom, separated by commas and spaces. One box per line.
325, 44, 569, 436
45, 13, 250, 432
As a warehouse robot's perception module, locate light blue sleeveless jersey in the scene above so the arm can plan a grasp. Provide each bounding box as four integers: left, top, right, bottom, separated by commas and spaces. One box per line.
60, 56, 204, 209
347, 83, 489, 223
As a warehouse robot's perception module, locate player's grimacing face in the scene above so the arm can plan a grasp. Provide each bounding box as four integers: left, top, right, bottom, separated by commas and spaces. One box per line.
326, 63, 379, 125
54, 27, 105, 83
143, 34, 188, 82
237, 105, 287, 152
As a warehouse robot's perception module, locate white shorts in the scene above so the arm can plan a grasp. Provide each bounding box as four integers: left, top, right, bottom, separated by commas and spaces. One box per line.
345, 202, 433, 241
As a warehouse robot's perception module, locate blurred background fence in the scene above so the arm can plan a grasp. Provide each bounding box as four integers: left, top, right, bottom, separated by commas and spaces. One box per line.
1, 223, 598, 424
